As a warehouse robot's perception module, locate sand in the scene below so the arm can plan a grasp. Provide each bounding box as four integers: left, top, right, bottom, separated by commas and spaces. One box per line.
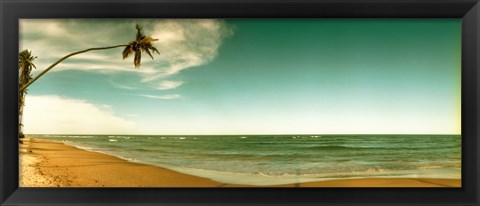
19, 137, 461, 187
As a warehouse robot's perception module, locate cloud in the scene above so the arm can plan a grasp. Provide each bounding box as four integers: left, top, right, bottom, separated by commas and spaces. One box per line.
23, 95, 137, 134
20, 20, 73, 40
155, 80, 183, 90
19, 19, 233, 91
140, 19, 233, 82
139, 94, 181, 100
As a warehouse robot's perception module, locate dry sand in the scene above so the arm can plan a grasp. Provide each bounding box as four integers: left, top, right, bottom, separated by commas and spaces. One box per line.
19, 137, 461, 187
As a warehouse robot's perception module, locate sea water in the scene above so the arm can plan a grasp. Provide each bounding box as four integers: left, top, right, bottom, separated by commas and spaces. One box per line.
34, 134, 461, 185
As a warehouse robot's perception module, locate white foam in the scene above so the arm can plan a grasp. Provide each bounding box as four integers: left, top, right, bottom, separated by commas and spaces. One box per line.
108, 136, 132, 139
155, 165, 324, 185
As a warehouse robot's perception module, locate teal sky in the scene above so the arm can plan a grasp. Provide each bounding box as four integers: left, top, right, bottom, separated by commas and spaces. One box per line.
20, 19, 461, 135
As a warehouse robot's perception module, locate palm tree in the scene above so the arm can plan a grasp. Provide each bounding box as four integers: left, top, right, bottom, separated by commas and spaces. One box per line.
19, 24, 159, 142
122, 24, 160, 68
18, 50, 37, 140
20, 24, 159, 91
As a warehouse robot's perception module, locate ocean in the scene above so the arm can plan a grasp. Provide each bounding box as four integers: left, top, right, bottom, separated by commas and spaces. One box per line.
34, 134, 461, 185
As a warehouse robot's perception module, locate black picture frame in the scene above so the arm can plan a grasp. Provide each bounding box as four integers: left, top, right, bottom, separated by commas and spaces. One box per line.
1, 0, 479, 205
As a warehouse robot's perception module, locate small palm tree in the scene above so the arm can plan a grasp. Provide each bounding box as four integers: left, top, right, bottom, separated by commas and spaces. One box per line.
18, 50, 37, 139
122, 24, 160, 68
19, 24, 159, 142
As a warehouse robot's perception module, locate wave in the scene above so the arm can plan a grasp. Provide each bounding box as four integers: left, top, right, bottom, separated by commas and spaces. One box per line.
107, 136, 134, 139
47, 135, 95, 139
307, 145, 363, 150
306, 145, 460, 151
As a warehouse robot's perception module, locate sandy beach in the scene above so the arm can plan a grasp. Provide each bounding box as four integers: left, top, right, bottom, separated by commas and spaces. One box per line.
19, 137, 461, 187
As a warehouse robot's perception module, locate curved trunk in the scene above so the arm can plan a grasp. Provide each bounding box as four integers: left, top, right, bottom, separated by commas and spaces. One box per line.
20, 44, 128, 92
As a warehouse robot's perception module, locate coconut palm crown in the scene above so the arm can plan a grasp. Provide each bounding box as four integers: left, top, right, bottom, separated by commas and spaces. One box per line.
19, 50, 37, 86
122, 24, 160, 68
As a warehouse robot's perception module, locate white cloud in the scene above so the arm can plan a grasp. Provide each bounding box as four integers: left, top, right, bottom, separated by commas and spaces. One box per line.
141, 19, 233, 81
155, 80, 183, 90
55, 62, 140, 75
20, 20, 72, 39
23, 95, 137, 134
139, 94, 181, 100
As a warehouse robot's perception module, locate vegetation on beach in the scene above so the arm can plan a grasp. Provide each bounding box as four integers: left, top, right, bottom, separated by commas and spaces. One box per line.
18, 50, 37, 139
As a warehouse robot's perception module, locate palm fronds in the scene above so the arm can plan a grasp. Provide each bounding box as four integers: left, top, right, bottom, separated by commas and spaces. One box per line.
19, 50, 37, 86
122, 44, 134, 59
123, 24, 160, 68
136, 24, 146, 40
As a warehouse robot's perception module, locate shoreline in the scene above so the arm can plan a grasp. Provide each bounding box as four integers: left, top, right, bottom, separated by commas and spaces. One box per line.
20, 137, 461, 187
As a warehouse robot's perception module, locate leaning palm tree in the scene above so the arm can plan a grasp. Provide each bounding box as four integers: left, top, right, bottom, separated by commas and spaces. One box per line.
18, 50, 37, 140
20, 24, 159, 91
19, 24, 159, 142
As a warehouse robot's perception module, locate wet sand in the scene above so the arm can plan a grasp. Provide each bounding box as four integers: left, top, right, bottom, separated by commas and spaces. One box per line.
19, 137, 461, 187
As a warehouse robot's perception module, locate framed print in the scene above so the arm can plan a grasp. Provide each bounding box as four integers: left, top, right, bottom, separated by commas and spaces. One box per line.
16, 18, 463, 188
1, 0, 479, 205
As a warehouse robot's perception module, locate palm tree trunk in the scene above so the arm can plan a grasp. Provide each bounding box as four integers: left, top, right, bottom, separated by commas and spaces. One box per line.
19, 90, 25, 139
18, 60, 28, 141
20, 44, 128, 92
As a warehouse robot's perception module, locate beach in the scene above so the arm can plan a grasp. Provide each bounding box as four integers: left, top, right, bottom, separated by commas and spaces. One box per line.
19, 137, 461, 187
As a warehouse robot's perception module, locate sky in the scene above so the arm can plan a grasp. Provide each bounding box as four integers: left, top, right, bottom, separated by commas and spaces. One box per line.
19, 19, 461, 135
